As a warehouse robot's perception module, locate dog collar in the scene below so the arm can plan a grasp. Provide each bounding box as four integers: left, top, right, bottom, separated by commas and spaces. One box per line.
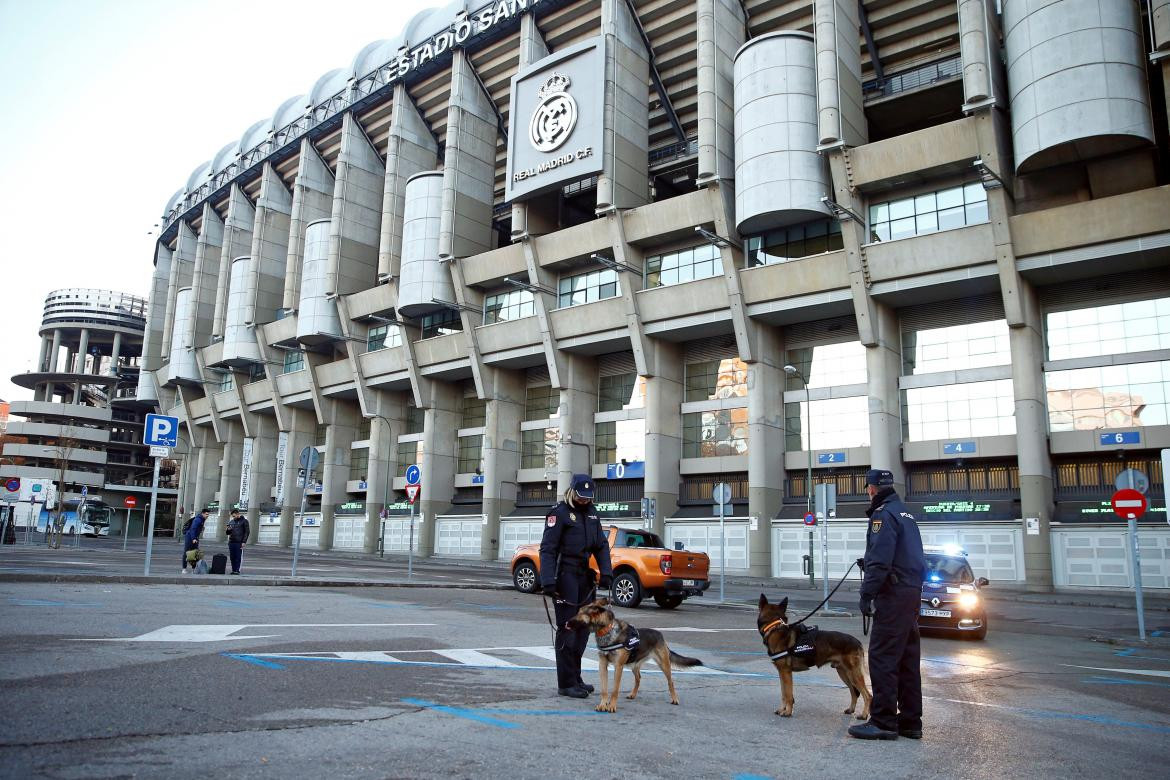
595, 622, 620, 650
759, 619, 786, 639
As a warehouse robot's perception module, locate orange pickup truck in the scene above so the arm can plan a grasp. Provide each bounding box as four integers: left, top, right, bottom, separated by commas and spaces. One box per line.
510, 526, 711, 609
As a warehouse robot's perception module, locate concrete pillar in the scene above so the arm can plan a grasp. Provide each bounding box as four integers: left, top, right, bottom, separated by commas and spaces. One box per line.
37, 337, 50, 373
191, 440, 224, 528
277, 409, 316, 547
49, 329, 62, 372
283, 139, 335, 312
246, 163, 292, 327
189, 204, 223, 351
439, 50, 497, 262
363, 392, 408, 553
481, 371, 525, 561
138, 245, 172, 402
510, 12, 554, 240
644, 342, 683, 536
556, 355, 599, 494
377, 84, 439, 281
747, 327, 784, 576
865, 303, 904, 489
813, 0, 867, 147
110, 332, 122, 372
319, 404, 360, 551
696, 0, 745, 185
162, 222, 198, 359
214, 425, 245, 543
1011, 281, 1055, 589
214, 184, 255, 339
958, 0, 992, 109
76, 330, 90, 373
597, 0, 651, 212
326, 112, 383, 299
419, 383, 462, 559
244, 415, 279, 539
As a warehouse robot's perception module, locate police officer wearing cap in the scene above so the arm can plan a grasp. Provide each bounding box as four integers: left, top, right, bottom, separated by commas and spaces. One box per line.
849, 468, 926, 741
539, 473, 614, 698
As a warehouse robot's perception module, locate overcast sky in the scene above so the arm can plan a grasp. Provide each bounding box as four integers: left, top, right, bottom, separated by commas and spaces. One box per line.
0, 0, 427, 408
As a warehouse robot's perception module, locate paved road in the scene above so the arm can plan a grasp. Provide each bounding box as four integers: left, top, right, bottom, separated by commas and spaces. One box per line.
1, 563, 1169, 778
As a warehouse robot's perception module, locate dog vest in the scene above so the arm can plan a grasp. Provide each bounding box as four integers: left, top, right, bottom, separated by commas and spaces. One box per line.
596, 624, 640, 653
766, 624, 818, 662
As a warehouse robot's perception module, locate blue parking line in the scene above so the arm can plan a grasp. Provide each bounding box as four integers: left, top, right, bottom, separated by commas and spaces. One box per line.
402, 698, 521, 729
222, 653, 285, 669
733, 775, 774, 780
1112, 648, 1170, 662
1083, 676, 1170, 689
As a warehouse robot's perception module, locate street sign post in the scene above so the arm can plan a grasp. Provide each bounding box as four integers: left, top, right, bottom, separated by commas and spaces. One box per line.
122, 495, 138, 552
405, 464, 420, 579
814, 483, 844, 614
1112, 485, 1148, 640
405, 484, 421, 504
292, 446, 319, 577
712, 483, 731, 603
140, 413, 178, 576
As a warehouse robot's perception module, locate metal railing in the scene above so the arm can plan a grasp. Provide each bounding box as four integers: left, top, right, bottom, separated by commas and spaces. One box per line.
864, 55, 961, 100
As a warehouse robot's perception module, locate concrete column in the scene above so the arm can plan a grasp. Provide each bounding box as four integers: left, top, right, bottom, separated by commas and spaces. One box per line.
244, 415, 279, 538
246, 163, 292, 327
1011, 281, 1055, 589
326, 112, 383, 299
747, 327, 784, 576
37, 337, 50, 373
958, 0, 992, 109
162, 222, 198, 359
319, 404, 360, 551
813, 0, 867, 147
214, 425, 245, 543
481, 371, 525, 561
597, 0, 651, 212
277, 409, 316, 547
644, 341, 683, 536
190, 440, 224, 529
439, 50, 497, 262
696, 0, 745, 185
283, 140, 335, 312
419, 383, 462, 559
556, 355, 599, 494
363, 392, 408, 553
865, 303, 904, 489
138, 245, 172, 402
110, 332, 122, 372
377, 84, 439, 281
76, 330, 90, 373
49, 330, 62, 372
510, 12, 554, 240
189, 204, 223, 351
214, 184, 255, 339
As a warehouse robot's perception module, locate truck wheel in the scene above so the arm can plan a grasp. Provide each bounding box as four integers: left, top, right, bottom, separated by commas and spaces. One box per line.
654, 595, 683, 610
513, 562, 538, 594
611, 573, 642, 609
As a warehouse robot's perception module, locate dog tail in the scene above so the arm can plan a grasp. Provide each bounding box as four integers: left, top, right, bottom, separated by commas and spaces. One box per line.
669, 650, 703, 667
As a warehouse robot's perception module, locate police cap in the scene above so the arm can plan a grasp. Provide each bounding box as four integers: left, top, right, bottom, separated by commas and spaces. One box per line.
864, 468, 895, 487
570, 473, 595, 499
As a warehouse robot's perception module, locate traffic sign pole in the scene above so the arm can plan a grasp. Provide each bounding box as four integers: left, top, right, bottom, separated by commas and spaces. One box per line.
143, 457, 161, 575
1113, 482, 1148, 640
405, 464, 420, 580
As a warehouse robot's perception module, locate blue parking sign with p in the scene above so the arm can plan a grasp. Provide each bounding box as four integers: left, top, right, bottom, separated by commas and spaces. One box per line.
143, 414, 179, 447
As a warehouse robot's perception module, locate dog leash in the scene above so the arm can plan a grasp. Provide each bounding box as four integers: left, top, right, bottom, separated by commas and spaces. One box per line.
541, 587, 598, 649
789, 560, 860, 627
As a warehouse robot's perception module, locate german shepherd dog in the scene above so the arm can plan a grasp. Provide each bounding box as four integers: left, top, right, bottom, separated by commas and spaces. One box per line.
758, 594, 872, 720
569, 598, 703, 713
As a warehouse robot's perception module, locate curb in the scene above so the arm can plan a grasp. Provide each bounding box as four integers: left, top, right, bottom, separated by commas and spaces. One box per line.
0, 572, 515, 590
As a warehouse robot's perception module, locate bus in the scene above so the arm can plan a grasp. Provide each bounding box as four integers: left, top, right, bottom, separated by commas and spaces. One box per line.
37, 499, 112, 537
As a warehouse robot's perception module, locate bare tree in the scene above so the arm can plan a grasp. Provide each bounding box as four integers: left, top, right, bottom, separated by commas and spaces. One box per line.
47, 429, 80, 549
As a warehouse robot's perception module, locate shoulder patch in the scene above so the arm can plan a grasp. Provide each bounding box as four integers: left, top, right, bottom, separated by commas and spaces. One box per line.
871, 518, 883, 533
546, 515, 557, 528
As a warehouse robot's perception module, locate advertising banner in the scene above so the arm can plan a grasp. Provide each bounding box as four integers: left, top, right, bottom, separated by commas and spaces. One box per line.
273, 432, 289, 508
238, 437, 255, 510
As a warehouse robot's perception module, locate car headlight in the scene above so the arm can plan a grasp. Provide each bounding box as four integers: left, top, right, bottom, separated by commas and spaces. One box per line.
958, 592, 979, 610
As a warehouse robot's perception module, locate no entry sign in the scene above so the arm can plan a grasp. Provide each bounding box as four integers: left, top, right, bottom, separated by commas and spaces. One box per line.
1111, 488, 1147, 519
124, 496, 138, 508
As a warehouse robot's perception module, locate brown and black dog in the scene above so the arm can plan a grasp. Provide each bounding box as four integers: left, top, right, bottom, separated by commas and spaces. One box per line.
758, 594, 872, 720
569, 597, 703, 713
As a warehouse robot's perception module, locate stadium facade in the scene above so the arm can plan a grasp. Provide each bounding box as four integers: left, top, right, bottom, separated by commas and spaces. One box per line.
136, 0, 1170, 589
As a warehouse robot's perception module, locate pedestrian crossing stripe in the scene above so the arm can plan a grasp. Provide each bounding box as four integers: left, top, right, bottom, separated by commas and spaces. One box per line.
226, 645, 771, 677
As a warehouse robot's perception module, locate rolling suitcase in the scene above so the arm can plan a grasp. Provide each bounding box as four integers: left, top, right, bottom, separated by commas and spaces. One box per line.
210, 553, 228, 575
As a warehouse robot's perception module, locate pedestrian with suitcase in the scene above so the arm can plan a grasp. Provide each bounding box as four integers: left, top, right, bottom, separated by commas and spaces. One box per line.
225, 508, 250, 575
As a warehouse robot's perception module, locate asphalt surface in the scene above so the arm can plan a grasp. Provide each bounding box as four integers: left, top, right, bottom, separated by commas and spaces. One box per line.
2, 540, 1170, 779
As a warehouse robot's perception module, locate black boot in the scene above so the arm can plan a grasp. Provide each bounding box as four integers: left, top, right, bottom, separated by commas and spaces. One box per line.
848, 722, 899, 740
558, 686, 589, 699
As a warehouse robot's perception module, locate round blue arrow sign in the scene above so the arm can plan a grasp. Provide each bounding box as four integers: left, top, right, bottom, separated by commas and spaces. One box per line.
405, 464, 421, 486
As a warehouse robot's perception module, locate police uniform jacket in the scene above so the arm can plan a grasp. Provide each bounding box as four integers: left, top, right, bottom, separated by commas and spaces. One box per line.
538, 501, 614, 590
861, 489, 926, 600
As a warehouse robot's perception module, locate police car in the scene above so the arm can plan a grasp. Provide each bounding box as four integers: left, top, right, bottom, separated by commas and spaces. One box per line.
919, 545, 989, 640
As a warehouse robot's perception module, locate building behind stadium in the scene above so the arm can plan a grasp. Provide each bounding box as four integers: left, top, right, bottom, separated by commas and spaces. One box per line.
133, 0, 1170, 590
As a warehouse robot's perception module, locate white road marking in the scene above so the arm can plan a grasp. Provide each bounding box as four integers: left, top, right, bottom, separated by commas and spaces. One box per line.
74, 623, 435, 643
511, 645, 599, 670
433, 648, 520, 667
327, 651, 407, 663
1064, 665, 1170, 679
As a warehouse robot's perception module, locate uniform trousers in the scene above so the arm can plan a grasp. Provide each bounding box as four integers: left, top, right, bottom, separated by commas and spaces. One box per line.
552, 567, 595, 690
866, 585, 923, 732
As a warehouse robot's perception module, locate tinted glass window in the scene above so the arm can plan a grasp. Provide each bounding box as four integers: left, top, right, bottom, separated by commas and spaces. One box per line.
924, 555, 974, 584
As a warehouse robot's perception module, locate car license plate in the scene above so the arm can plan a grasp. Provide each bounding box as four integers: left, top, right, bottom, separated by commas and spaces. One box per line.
919, 608, 951, 618
682, 579, 696, 586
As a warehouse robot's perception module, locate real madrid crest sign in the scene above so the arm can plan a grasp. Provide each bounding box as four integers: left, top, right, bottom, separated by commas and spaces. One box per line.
529, 72, 577, 152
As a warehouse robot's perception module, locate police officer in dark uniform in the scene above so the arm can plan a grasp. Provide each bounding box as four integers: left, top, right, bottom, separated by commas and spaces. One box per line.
849, 468, 926, 741
539, 473, 614, 698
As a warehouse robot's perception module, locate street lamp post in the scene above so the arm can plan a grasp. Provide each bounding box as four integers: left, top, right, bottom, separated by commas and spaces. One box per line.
784, 365, 815, 589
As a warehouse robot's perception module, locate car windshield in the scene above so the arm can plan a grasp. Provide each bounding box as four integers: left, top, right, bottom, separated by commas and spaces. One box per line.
923, 554, 974, 584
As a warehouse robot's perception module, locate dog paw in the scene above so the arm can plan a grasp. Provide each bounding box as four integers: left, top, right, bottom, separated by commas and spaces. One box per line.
626, 694, 636, 700
774, 709, 792, 717
670, 699, 679, 706
856, 712, 867, 720
843, 707, 855, 715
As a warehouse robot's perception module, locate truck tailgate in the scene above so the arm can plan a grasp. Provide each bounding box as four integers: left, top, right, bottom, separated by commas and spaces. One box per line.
674, 552, 710, 580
